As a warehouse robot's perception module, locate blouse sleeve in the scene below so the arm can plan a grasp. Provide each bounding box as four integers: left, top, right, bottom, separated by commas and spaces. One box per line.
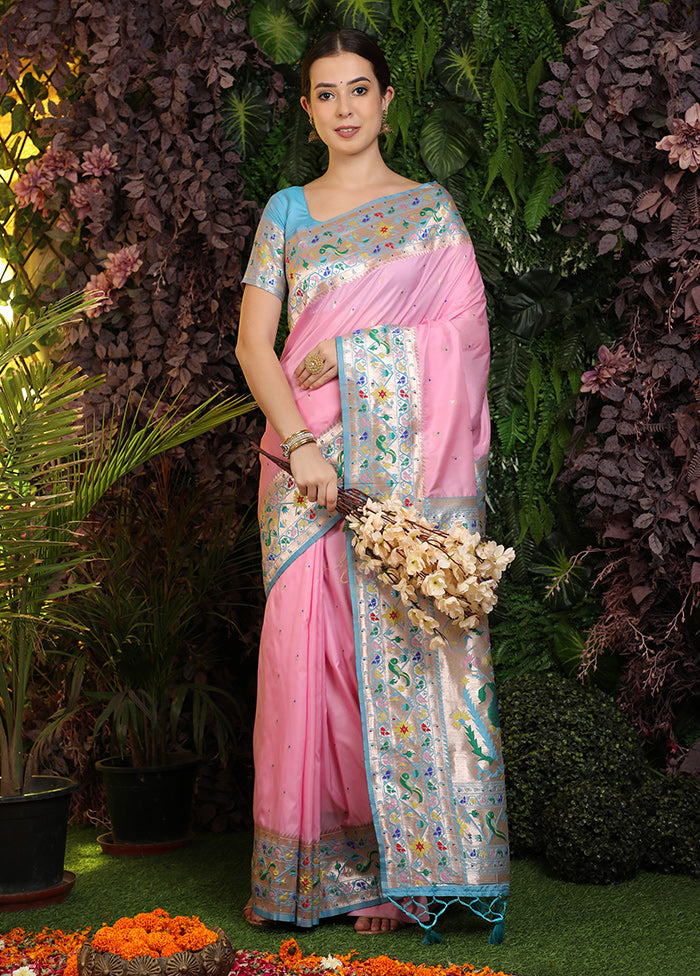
242, 192, 289, 301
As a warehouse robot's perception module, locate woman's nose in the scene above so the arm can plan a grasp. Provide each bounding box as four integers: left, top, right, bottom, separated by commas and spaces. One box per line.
335, 93, 351, 116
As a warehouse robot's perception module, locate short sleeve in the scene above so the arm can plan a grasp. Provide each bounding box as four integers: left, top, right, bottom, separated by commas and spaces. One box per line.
242, 192, 290, 301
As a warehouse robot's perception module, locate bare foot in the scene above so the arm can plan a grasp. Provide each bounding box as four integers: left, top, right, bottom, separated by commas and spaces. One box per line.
243, 899, 268, 927
354, 916, 405, 934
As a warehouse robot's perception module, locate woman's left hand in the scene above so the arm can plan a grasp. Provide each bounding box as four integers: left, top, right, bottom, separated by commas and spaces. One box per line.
294, 339, 338, 390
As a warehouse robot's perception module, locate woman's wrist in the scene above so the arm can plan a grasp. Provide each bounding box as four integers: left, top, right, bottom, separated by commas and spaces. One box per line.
281, 428, 317, 458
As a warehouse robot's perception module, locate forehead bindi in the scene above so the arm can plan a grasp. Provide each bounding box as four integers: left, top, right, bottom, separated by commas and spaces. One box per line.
310, 53, 377, 90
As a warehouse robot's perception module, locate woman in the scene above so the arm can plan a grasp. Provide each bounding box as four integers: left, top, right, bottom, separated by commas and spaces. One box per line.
236, 29, 509, 940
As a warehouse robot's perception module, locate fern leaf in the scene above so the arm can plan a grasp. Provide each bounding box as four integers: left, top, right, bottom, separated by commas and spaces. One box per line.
495, 407, 527, 455
524, 163, 563, 232
490, 335, 532, 413
525, 53, 545, 114
524, 356, 544, 427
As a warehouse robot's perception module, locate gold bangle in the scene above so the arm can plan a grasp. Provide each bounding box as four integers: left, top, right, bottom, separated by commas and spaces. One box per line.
281, 429, 316, 458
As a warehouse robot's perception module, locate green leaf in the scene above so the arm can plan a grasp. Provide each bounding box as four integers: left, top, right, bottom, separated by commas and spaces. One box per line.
330, 0, 392, 37
491, 55, 526, 119
495, 407, 527, 454
490, 335, 532, 412
221, 84, 273, 158
419, 103, 481, 182
393, 96, 413, 150
0, 95, 15, 115
523, 163, 563, 232
288, 0, 325, 26
412, 16, 441, 91
281, 102, 327, 187
10, 102, 30, 135
524, 357, 544, 426
500, 270, 573, 340
0, 278, 15, 302
525, 54, 545, 114
499, 142, 524, 208
435, 44, 482, 102
248, 0, 308, 65
21, 73, 46, 104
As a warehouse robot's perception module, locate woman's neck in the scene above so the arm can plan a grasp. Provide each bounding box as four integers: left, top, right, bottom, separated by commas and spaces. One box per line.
318, 147, 394, 192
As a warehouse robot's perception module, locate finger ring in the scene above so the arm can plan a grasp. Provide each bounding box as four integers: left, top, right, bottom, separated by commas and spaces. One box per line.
304, 352, 324, 375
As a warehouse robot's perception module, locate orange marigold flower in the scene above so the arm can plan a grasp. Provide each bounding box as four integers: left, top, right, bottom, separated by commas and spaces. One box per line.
65, 955, 79, 976
87, 910, 217, 960
279, 939, 301, 963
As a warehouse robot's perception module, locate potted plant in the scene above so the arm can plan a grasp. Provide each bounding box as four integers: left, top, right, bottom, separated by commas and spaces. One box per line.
0, 293, 253, 905
62, 459, 258, 853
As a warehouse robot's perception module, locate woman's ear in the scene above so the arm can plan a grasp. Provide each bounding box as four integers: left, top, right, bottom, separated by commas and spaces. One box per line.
382, 86, 395, 112
300, 95, 311, 119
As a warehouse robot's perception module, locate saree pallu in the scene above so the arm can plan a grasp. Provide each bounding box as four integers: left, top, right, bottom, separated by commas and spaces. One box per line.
242, 183, 509, 939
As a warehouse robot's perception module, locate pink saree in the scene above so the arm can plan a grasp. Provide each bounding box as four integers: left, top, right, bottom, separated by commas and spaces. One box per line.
242, 183, 509, 941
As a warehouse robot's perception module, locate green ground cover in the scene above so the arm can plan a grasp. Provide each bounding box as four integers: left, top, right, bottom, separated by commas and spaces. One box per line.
2, 828, 698, 976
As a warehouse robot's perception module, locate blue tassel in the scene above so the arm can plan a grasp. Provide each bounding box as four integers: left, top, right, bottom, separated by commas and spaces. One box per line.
422, 927, 444, 945
488, 921, 505, 945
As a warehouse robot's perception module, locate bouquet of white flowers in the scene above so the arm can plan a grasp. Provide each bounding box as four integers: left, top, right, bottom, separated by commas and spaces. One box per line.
256, 447, 515, 648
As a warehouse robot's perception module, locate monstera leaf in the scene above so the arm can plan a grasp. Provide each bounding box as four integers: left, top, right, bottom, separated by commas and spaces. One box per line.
331, 0, 391, 38
419, 103, 481, 182
221, 84, 273, 157
249, 0, 309, 65
500, 270, 573, 340
289, 0, 326, 25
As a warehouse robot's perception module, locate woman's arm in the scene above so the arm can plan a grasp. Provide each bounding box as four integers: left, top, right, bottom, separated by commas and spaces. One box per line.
236, 284, 339, 512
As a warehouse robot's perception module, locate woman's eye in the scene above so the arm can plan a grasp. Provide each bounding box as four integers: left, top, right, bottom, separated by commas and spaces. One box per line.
318, 91, 333, 101
353, 86, 368, 95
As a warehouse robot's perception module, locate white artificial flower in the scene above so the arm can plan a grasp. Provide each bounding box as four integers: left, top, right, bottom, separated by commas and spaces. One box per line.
13, 967, 36, 976
320, 956, 343, 971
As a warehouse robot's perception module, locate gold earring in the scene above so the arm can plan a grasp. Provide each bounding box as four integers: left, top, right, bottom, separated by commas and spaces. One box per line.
308, 116, 320, 143
380, 110, 393, 136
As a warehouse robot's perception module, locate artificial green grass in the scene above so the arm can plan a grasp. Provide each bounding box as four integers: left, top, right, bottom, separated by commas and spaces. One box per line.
2, 827, 699, 976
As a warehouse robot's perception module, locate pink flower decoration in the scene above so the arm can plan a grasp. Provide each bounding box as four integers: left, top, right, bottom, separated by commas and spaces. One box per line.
580, 344, 634, 394
656, 103, 700, 172
69, 182, 96, 220
103, 244, 143, 288
41, 144, 80, 182
55, 210, 74, 233
84, 271, 114, 319
81, 143, 118, 177
12, 159, 50, 212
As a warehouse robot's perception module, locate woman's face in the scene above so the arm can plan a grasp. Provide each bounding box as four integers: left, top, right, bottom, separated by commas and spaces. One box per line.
301, 51, 393, 155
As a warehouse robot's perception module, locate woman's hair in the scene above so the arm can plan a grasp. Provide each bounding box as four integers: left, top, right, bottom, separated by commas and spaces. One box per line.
300, 29, 391, 100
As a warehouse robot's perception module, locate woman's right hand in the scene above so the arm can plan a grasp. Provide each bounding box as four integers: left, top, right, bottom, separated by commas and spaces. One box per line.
289, 442, 339, 513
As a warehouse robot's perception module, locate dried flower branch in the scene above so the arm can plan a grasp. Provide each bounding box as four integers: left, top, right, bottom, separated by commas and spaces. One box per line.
256, 446, 515, 647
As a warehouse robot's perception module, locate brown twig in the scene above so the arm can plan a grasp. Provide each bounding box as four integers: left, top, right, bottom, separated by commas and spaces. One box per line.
253, 444, 368, 516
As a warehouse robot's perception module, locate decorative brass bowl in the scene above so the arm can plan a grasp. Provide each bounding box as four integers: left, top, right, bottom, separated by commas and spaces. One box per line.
76, 925, 234, 976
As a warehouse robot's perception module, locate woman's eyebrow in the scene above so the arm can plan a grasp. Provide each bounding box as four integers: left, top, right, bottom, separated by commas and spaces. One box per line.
313, 76, 372, 89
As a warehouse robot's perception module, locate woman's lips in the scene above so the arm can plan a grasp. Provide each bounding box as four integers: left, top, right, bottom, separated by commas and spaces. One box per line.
335, 126, 359, 137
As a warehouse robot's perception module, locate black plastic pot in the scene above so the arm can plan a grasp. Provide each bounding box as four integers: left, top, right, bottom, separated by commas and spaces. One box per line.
0, 776, 77, 896
95, 755, 199, 845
